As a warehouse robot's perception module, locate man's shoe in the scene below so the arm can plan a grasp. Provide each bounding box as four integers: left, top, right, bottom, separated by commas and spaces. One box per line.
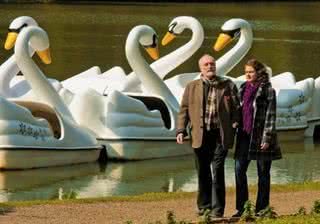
207, 214, 223, 222
208, 212, 223, 219
232, 211, 243, 217
197, 208, 210, 216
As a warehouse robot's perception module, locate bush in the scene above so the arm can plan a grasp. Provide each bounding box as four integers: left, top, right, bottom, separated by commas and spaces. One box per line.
311, 200, 320, 215
294, 207, 307, 216
256, 206, 278, 219
241, 200, 256, 222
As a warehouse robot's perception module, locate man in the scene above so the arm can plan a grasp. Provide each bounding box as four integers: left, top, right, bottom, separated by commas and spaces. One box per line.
176, 54, 240, 218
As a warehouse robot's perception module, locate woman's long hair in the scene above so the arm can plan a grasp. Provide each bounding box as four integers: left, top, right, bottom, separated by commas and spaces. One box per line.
245, 58, 270, 83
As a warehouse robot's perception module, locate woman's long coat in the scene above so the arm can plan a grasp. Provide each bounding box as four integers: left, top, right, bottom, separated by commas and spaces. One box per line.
235, 81, 282, 161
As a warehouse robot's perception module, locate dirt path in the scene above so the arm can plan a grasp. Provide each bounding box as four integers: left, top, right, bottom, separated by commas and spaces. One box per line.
0, 190, 320, 224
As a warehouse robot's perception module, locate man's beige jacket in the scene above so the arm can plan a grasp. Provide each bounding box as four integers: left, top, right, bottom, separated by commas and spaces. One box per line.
177, 78, 240, 149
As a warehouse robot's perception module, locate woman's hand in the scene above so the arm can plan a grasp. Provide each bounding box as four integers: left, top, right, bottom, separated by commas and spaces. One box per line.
260, 142, 270, 151
176, 133, 184, 144
232, 122, 239, 129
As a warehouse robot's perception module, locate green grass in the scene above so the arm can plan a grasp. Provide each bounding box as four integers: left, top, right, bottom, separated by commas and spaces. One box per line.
0, 192, 196, 207
1, 181, 320, 208
235, 181, 320, 194
1, 182, 320, 224
269, 182, 320, 192
258, 215, 320, 224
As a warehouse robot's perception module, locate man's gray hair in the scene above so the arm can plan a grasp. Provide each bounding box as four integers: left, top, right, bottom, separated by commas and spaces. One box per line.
198, 54, 215, 67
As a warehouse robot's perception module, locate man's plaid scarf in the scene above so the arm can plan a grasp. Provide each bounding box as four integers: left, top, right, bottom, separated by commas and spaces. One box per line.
201, 75, 220, 131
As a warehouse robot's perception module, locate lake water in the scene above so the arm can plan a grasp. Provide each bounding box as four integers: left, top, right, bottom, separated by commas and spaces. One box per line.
0, 136, 319, 202
0, 2, 320, 201
1, 2, 320, 81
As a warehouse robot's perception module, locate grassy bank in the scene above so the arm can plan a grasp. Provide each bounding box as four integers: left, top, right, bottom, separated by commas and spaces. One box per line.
1, 181, 320, 207
259, 215, 320, 224
1, 181, 320, 223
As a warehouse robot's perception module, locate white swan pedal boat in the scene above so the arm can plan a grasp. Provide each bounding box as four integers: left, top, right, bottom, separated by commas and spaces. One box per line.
2, 17, 191, 161
213, 18, 320, 137
66, 25, 192, 160
0, 25, 103, 169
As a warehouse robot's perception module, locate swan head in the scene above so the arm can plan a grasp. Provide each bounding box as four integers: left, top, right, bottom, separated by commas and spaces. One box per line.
5, 16, 38, 50
161, 16, 196, 46
127, 25, 159, 60
142, 31, 159, 60
213, 18, 251, 51
15, 26, 51, 65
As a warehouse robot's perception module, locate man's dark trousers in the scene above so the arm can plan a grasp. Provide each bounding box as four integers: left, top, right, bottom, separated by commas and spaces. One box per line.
193, 129, 227, 216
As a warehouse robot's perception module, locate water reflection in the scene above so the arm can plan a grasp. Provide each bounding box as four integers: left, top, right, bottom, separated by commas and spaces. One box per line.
0, 2, 320, 202
0, 138, 319, 202
0, 3, 320, 81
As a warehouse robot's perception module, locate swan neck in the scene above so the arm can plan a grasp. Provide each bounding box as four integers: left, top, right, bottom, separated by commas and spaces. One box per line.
217, 26, 252, 77
125, 30, 179, 114
15, 28, 75, 122
151, 20, 204, 79
0, 55, 20, 96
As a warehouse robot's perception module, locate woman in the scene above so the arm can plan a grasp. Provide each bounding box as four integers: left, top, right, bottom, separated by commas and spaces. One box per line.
233, 59, 282, 217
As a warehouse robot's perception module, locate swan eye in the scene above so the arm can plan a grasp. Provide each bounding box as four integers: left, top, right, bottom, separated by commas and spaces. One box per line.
234, 30, 241, 38
143, 34, 158, 48
222, 28, 241, 38
153, 34, 158, 45
168, 21, 178, 35
8, 23, 28, 33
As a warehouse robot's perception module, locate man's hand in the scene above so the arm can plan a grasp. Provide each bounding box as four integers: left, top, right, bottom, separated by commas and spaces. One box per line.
232, 122, 239, 129
176, 133, 184, 144
260, 142, 270, 151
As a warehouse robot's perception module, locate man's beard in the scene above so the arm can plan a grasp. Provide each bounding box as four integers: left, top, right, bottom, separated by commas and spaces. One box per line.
206, 71, 216, 78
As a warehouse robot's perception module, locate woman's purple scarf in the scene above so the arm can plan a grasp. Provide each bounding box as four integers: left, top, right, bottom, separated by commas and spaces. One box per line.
242, 81, 260, 134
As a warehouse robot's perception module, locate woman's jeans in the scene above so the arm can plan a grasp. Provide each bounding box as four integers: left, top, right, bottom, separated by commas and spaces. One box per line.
235, 158, 272, 213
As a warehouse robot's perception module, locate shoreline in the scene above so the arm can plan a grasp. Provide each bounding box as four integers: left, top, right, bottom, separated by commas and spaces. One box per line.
0, 182, 320, 223
3, 181, 320, 206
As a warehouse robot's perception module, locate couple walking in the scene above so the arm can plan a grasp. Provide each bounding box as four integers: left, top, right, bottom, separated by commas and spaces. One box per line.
176, 54, 282, 219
